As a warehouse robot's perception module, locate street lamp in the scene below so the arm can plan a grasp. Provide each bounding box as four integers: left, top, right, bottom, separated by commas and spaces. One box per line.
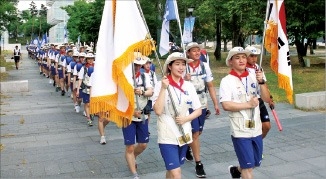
188, 7, 195, 42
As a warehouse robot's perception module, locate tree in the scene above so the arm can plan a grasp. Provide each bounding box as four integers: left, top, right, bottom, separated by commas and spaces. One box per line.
29, 1, 38, 17
285, 0, 325, 67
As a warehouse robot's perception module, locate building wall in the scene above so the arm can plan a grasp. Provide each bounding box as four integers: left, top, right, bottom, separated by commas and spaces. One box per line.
47, 0, 74, 43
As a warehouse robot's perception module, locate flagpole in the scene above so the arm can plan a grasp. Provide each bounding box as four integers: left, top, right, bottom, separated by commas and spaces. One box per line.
135, 0, 188, 143
259, 0, 273, 68
173, 0, 185, 53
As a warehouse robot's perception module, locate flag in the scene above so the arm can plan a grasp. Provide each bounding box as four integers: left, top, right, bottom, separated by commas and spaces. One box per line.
41, 34, 47, 46
264, 0, 293, 104
90, 0, 154, 127
182, 17, 195, 44
77, 35, 80, 47
159, 0, 179, 56
63, 24, 68, 43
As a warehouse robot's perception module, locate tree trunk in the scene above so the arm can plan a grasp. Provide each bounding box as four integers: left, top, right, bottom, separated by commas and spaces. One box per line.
223, 38, 227, 52
294, 38, 306, 67
214, 18, 221, 61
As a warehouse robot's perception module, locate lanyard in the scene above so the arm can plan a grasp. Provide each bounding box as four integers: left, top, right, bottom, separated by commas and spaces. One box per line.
241, 77, 248, 94
172, 86, 182, 105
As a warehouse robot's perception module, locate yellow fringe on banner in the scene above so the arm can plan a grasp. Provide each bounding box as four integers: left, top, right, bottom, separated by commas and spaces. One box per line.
264, 20, 278, 73
277, 73, 293, 104
109, 38, 154, 127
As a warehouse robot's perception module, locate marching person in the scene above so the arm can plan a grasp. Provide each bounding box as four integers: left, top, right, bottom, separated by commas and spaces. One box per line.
219, 47, 270, 179
245, 46, 273, 140
64, 49, 74, 97
67, 52, 78, 105
122, 53, 153, 179
73, 52, 86, 113
13, 45, 21, 70
152, 52, 202, 179
142, 57, 158, 129
56, 45, 67, 96
184, 42, 220, 178
76, 53, 95, 126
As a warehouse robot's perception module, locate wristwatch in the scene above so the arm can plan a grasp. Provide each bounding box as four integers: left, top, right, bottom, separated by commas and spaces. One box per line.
258, 79, 265, 85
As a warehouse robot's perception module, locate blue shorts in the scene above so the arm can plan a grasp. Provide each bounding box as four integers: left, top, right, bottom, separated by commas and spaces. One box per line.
189, 108, 206, 132
58, 69, 64, 79
82, 92, 90, 103
231, 135, 263, 169
51, 66, 57, 75
122, 120, 149, 145
159, 144, 188, 170
78, 89, 83, 99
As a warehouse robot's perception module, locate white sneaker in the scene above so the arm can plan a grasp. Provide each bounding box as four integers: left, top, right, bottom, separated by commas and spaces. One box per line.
75, 105, 80, 113
83, 111, 87, 116
100, 136, 106, 145
49, 79, 53, 84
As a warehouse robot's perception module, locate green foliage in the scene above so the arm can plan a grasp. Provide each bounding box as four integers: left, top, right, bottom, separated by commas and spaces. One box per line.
62, 0, 104, 44
29, 1, 38, 17
0, 1, 18, 32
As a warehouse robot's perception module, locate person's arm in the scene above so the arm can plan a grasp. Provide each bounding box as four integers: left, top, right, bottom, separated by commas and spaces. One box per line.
206, 81, 220, 115
153, 78, 169, 116
256, 70, 271, 102
221, 98, 259, 112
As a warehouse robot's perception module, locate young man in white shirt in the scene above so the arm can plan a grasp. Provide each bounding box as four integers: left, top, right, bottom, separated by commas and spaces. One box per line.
220, 47, 271, 179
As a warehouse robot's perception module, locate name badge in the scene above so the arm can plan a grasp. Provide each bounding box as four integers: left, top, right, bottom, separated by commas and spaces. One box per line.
244, 119, 255, 129
177, 133, 191, 145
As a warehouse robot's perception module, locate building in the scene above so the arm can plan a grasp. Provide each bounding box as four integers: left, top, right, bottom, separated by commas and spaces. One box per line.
46, 0, 75, 43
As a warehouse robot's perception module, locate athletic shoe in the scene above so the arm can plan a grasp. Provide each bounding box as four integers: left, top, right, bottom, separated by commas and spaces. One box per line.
195, 163, 206, 178
87, 120, 93, 126
185, 147, 193, 161
40, 72, 42, 75
61, 90, 65, 96
53, 82, 56, 87
100, 136, 106, 145
75, 105, 80, 113
228, 165, 241, 178
70, 94, 73, 99
55, 87, 59, 92
49, 79, 53, 84
83, 111, 87, 117
205, 110, 211, 119
90, 114, 95, 121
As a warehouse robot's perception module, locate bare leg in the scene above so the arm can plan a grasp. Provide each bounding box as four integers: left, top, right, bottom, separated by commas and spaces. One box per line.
189, 131, 201, 162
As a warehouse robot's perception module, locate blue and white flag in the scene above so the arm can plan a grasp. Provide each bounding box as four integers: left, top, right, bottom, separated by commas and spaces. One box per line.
41, 33, 47, 46
64, 25, 68, 43
77, 35, 80, 46
159, 0, 179, 56
183, 17, 195, 44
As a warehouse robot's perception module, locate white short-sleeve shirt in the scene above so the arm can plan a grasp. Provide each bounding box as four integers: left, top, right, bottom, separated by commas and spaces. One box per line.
152, 80, 201, 145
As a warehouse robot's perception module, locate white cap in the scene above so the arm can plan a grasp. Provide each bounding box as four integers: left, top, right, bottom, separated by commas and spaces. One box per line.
185, 42, 201, 51
163, 52, 193, 75
225, 47, 251, 66
245, 46, 261, 55
133, 52, 147, 65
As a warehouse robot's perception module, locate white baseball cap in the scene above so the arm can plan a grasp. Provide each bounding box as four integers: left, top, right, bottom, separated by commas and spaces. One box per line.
245, 46, 261, 55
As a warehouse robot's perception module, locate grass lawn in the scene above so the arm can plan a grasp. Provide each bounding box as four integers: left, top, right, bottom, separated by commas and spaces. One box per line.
0, 50, 14, 82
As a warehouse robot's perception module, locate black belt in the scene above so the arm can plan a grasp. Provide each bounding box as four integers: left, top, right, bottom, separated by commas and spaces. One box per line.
196, 90, 205, 94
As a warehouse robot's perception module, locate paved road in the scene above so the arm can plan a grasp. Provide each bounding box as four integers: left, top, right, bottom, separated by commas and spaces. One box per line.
1, 50, 325, 178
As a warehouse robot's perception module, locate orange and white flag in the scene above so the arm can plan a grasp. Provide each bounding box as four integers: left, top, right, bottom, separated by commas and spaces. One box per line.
90, 0, 153, 127
264, 0, 293, 104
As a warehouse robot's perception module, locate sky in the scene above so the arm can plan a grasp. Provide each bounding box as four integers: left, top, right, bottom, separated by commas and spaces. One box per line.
17, 0, 47, 11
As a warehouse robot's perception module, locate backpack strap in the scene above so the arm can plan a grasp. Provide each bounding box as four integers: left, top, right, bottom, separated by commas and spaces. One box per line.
150, 71, 155, 86
200, 61, 208, 92
140, 72, 147, 90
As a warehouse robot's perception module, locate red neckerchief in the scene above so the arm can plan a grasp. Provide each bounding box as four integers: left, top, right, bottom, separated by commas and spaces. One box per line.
167, 75, 184, 93
188, 61, 200, 72
145, 69, 150, 73
135, 71, 140, 78
229, 69, 249, 80
85, 63, 94, 68
60, 51, 66, 55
